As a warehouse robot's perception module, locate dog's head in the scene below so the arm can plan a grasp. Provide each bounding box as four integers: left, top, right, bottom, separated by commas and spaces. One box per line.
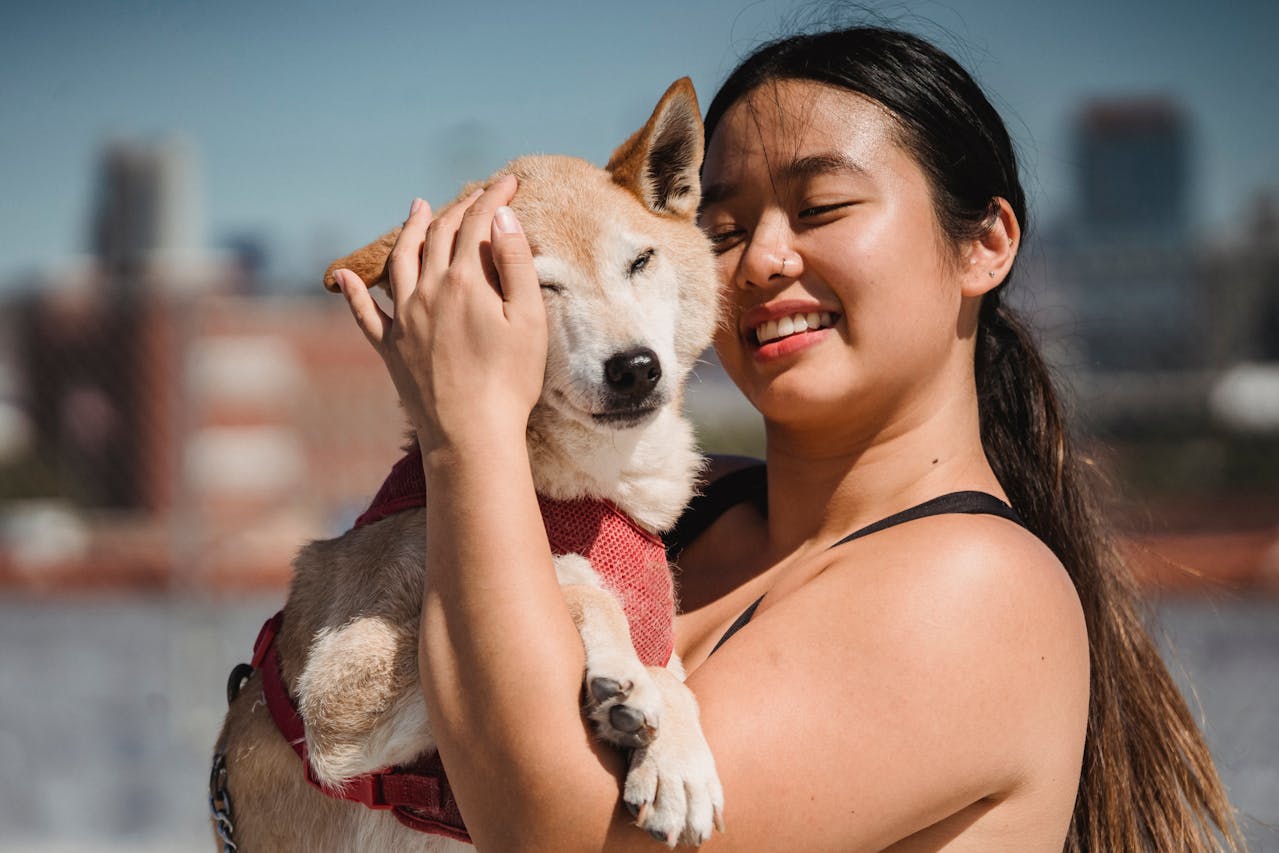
324, 79, 719, 442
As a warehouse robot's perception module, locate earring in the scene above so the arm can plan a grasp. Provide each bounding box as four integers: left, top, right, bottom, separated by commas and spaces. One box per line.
988, 271, 997, 278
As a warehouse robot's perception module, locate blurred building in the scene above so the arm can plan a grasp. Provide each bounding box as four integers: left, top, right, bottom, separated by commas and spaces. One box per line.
1203, 193, 1279, 368
21, 136, 217, 512
1076, 99, 1190, 239
1038, 98, 1276, 428
1027, 95, 1279, 562
92, 136, 205, 277
2, 122, 1275, 594
2, 136, 405, 589
1052, 98, 1199, 373
1202, 193, 1279, 436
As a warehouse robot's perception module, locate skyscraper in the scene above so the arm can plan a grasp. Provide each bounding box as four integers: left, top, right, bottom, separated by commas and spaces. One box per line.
1075, 98, 1190, 242
91, 135, 204, 277
1054, 97, 1199, 372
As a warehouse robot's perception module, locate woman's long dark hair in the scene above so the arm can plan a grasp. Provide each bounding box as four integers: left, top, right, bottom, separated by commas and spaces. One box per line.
705, 27, 1242, 852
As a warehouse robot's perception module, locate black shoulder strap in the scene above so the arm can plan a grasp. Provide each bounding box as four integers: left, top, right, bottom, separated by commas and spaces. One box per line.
663, 464, 767, 560
708, 491, 1023, 656
827, 490, 1023, 551
708, 595, 763, 657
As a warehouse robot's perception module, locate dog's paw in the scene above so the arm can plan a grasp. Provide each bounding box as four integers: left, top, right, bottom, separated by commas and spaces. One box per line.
623, 721, 724, 847
584, 661, 663, 748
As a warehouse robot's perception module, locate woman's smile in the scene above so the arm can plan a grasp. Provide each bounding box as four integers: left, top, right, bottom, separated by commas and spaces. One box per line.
740, 297, 842, 361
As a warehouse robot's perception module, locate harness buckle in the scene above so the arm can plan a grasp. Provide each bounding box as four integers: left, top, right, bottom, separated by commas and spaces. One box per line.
343, 771, 388, 808
305, 763, 389, 810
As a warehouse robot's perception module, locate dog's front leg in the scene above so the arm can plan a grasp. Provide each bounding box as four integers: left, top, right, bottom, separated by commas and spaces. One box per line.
623, 668, 725, 847
555, 554, 665, 748
555, 554, 724, 847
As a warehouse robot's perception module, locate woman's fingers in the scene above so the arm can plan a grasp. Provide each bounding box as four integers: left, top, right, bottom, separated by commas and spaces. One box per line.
346, 177, 533, 345
334, 268, 391, 347
424, 186, 484, 288
452, 175, 519, 278
388, 197, 433, 314
491, 204, 542, 322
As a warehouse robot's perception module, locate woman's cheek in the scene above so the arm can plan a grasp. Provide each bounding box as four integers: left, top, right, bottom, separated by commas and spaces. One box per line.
713, 252, 738, 288
711, 326, 753, 394
711, 322, 739, 367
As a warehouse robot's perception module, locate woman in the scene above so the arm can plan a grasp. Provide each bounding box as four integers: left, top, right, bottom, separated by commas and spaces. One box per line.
333, 26, 1242, 851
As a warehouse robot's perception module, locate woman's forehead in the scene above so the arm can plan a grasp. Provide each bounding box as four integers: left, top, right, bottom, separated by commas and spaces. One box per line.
702, 80, 906, 193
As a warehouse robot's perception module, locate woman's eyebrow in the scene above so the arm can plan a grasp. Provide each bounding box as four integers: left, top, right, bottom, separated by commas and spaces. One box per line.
700, 180, 736, 210
700, 152, 867, 212
781, 152, 868, 182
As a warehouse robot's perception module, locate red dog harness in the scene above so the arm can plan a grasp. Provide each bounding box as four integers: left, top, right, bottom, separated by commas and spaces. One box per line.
253, 445, 674, 841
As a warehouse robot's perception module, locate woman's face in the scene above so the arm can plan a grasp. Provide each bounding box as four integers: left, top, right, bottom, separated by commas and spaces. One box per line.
699, 79, 973, 435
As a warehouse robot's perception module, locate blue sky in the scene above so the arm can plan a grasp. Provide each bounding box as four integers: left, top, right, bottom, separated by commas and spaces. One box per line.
2, 0, 1276, 287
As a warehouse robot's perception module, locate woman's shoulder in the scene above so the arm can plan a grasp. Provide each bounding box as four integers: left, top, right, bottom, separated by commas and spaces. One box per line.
821, 510, 1090, 754
686, 510, 1090, 848
824, 510, 1086, 659
743, 508, 1089, 761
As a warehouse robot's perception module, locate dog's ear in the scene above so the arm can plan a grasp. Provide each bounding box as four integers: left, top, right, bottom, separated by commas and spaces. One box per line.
321, 227, 402, 293
606, 78, 703, 221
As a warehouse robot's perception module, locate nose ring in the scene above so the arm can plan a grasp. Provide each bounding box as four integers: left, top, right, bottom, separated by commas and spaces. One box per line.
780, 257, 791, 276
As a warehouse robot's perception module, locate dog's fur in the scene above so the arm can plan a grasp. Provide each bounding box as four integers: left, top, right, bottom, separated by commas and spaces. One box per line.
213, 79, 723, 850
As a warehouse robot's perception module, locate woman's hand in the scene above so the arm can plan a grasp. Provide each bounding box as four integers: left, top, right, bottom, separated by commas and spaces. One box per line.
331, 175, 546, 455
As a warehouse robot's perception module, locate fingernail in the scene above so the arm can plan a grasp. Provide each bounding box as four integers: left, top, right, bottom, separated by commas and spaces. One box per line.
409, 198, 425, 216
494, 205, 521, 234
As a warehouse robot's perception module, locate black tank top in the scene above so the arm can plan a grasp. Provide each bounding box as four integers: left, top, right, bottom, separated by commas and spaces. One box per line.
663, 464, 1025, 656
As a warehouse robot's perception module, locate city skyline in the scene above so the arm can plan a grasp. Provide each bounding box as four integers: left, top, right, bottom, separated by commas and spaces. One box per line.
2, 0, 1276, 286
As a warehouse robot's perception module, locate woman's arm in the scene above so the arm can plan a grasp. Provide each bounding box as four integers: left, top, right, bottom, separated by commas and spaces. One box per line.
335, 181, 634, 849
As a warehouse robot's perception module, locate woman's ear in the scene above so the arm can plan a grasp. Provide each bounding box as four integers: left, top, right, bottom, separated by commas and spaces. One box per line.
960, 197, 1021, 297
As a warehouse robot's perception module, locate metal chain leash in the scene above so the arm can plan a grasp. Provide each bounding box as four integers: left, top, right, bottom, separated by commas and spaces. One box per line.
209, 749, 238, 852
209, 662, 254, 852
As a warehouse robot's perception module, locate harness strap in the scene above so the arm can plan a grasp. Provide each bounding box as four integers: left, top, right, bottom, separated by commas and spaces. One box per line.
354, 444, 675, 669
254, 611, 471, 843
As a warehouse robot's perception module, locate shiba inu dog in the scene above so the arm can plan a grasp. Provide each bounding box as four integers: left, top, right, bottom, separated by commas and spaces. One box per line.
211, 78, 724, 850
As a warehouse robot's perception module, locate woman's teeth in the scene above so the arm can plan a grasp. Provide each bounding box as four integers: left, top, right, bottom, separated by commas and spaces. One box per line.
754, 311, 835, 345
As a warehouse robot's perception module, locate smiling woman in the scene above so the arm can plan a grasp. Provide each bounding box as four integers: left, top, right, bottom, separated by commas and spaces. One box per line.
330, 24, 1244, 853
682, 26, 1245, 851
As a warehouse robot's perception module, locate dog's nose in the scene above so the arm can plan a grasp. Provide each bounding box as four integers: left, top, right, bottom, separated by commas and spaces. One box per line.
604, 348, 662, 399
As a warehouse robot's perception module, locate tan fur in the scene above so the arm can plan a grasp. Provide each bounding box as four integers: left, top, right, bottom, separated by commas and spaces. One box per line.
214, 78, 724, 850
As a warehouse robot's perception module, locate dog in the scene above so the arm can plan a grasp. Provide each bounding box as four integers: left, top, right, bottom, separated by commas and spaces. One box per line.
211, 78, 723, 851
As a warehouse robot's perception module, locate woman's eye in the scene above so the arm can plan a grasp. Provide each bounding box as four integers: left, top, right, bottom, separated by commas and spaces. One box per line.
628, 249, 655, 277
706, 229, 744, 253
799, 202, 853, 219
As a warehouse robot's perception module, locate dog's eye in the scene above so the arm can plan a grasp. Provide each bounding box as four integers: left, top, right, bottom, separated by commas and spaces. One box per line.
628, 249, 655, 278
539, 280, 565, 295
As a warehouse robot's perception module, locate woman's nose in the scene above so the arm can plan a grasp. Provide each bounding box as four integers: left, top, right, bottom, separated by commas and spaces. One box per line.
736, 221, 801, 289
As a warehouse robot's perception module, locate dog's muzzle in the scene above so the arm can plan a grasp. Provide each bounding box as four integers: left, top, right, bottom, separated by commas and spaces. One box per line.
594, 347, 663, 425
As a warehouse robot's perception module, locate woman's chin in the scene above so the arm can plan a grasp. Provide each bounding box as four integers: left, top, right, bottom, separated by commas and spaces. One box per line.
747, 371, 859, 426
